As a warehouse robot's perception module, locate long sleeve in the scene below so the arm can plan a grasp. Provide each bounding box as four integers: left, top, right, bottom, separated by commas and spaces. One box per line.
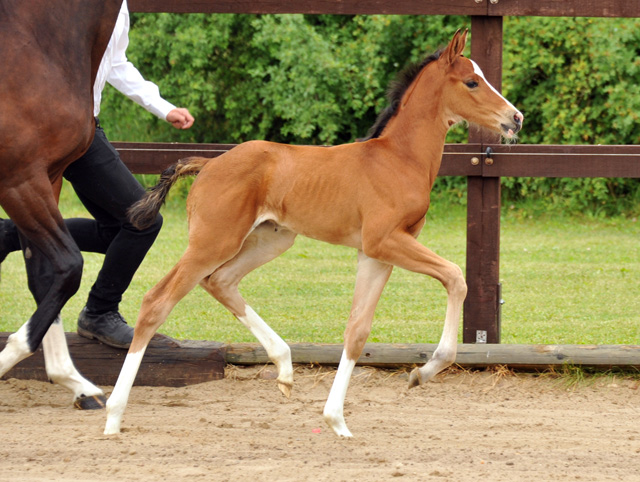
93, 1, 175, 120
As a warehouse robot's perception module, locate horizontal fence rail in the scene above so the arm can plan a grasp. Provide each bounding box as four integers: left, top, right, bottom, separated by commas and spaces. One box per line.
113, 142, 486, 176
483, 145, 640, 178
129, 0, 640, 17
113, 142, 640, 179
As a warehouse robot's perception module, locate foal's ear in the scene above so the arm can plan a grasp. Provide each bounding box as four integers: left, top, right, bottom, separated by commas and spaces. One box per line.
443, 29, 469, 66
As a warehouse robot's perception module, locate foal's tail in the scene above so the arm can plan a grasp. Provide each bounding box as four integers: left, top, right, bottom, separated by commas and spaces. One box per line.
128, 156, 210, 230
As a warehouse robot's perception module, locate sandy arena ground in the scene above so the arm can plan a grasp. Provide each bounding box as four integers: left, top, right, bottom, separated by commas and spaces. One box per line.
1, 364, 640, 481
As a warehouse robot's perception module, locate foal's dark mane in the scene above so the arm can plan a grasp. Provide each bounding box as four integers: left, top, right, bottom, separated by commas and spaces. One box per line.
362, 50, 442, 141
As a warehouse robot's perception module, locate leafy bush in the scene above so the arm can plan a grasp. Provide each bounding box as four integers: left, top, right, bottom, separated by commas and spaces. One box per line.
102, 14, 463, 144
502, 16, 640, 216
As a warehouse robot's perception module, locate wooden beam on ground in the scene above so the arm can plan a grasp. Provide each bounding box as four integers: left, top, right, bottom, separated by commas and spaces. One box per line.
4, 335, 639, 388
0, 333, 225, 387
226, 342, 640, 370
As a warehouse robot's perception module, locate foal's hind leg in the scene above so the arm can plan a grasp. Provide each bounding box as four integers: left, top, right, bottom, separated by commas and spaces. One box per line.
324, 252, 393, 437
200, 221, 297, 397
105, 252, 218, 434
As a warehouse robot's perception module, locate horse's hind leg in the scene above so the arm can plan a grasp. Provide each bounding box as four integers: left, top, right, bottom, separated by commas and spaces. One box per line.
200, 221, 297, 397
0, 183, 105, 407
43, 317, 105, 409
323, 251, 392, 437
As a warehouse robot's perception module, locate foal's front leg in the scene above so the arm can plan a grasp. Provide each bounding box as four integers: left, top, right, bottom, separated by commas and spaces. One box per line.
368, 230, 466, 387
324, 252, 392, 437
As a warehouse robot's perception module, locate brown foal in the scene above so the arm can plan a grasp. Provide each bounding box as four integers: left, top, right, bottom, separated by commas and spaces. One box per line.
105, 30, 523, 437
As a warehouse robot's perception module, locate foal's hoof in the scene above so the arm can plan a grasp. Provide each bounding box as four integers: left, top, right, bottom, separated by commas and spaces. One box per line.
74, 394, 107, 410
278, 381, 292, 399
408, 368, 423, 389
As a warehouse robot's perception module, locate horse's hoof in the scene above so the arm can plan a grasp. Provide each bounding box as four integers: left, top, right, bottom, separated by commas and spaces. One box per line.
324, 414, 353, 438
278, 381, 292, 399
408, 368, 422, 389
74, 394, 107, 410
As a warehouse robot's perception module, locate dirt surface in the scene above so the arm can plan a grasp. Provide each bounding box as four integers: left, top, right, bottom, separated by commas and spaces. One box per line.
1, 365, 640, 482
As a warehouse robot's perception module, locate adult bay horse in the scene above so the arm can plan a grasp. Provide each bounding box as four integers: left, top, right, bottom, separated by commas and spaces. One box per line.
0, 0, 122, 408
106, 30, 523, 437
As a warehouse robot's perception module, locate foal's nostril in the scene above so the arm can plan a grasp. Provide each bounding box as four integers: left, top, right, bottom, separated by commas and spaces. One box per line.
514, 112, 524, 125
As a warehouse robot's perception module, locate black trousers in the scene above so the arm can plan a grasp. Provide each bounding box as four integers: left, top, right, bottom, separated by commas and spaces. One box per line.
62, 120, 163, 314
3, 120, 163, 314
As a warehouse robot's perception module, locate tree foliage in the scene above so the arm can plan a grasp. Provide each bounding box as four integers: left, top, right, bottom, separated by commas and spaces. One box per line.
99, 14, 640, 216
502, 16, 640, 216
102, 14, 462, 144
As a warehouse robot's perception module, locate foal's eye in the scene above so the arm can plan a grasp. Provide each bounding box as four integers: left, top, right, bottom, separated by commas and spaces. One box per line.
465, 80, 479, 89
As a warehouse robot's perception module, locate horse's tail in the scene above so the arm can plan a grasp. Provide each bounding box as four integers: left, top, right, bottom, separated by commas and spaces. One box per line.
128, 156, 211, 230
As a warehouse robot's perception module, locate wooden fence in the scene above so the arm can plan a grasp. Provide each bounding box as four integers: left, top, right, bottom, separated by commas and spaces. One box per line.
121, 0, 640, 345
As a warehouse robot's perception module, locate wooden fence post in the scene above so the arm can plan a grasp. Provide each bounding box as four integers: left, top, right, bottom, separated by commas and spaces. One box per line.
463, 15, 504, 344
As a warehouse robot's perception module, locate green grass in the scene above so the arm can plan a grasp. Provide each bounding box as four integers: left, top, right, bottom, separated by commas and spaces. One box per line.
1, 182, 639, 345
500, 209, 640, 344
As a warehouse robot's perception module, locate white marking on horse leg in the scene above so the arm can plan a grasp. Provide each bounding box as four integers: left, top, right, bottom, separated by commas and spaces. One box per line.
323, 350, 356, 438
0, 322, 32, 377
237, 305, 293, 397
42, 317, 104, 400
322, 252, 391, 437
104, 349, 146, 435
410, 265, 466, 387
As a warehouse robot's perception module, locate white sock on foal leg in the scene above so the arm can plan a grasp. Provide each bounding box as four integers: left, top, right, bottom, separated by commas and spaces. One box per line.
105, 349, 146, 434
323, 350, 356, 438
237, 305, 293, 397
409, 284, 462, 386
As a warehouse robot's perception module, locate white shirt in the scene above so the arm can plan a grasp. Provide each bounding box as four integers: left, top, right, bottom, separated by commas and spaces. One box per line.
93, 0, 175, 120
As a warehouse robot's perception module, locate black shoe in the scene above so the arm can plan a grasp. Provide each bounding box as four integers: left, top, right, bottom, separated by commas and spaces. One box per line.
77, 307, 134, 349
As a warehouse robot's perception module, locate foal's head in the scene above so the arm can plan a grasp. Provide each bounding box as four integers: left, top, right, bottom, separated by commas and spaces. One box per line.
436, 29, 523, 139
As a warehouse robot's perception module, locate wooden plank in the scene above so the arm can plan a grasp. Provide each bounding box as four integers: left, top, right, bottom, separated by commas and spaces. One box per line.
483, 144, 640, 178
226, 342, 640, 369
113, 142, 235, 174
129, 0, 640, 17
463, 16, 503, 344
4, 336, 639, 387
114, 142, 640, 178
113, 141, 486, 176
438, 144, 484, 177
0, 333, 226, 387
489, 0, 640, 18
128, 0, 486, 15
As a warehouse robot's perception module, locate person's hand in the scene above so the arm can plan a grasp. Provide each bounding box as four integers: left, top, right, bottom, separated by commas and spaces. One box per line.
166, 108, 194, 130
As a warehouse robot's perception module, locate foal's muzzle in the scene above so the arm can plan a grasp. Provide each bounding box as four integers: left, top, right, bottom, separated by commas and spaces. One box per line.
502, 111, 523, 137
